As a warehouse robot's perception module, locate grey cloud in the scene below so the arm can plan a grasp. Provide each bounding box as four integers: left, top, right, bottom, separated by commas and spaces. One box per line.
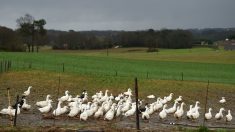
0, 0, 235, 30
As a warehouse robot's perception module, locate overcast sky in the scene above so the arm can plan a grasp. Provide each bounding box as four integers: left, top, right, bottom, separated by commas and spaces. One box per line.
1, 0, 235, 31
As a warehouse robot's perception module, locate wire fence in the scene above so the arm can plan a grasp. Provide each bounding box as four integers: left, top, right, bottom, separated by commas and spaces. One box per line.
0, 59, 194, 83
0, 60, 235, 129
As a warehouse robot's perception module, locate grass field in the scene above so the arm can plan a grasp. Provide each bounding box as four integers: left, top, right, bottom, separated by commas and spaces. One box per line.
0, 47, 235, 84
0, 70, 235, 131
0, 47, 235, 131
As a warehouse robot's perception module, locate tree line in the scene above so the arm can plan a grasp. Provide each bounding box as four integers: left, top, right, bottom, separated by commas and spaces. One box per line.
51, 29, 193, 51
0, 26, 23, 51
1, 14, 235, 52
0, 14, 46, 52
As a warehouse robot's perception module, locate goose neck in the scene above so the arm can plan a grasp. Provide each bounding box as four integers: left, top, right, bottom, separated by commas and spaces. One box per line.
209, 109, 212, 113
219, 109, 224, 113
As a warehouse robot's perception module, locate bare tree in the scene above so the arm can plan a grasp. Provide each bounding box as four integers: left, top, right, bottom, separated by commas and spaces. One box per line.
16, 14, 46, 52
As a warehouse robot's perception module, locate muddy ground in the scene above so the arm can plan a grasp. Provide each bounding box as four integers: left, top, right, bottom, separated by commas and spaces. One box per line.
1, 104, 235, 132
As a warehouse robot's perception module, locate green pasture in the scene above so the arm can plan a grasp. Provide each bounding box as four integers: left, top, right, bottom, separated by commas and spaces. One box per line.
0, 47, 234, 84
0, 47, 235, 131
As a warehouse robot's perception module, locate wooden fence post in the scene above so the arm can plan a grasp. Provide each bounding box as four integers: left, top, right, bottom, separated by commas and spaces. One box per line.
16, 60, 18, 70
181, 72, 184, 81
5, 60, 7, 72
7, 60, 10, 71
106, 46, 109, 56
9, 61, 11, 70
28, 62, 32, 69
0, 61, 2, 73
54, 75, 61, 126
7, 88, 13, 126
14, 95, 19, 127
62, 63, 65, 72
135, 78, 140, 130
203, 80, 209, 126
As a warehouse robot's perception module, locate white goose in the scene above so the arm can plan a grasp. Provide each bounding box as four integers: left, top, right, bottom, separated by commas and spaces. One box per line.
226, 110, 232, 122
60, 105, 69, 115
22, 86, 32, 96
38, 100, 53, 113
86, 107, 95, 117
80, 102, 91, 112
97, 91, 103, 98
159, 104, 167, 119
71, 95, 80, 102
0, 106, 13, 115
53, 101, 68, 116
9, 104, 21, 116
67, 95, 73, 102
187, 105, 193, 119
2, 104, 21, 116
22, 98, 31, 110
91, 93, 98, 99
104, 104, 115, 121
82, 93, 88, 103
174, 102, 185, 119
52, 101, 61, 116
58, 90, 69, 102
124, 103, 136, 117
36, 94, 51, 107
68, 103, 80, 117
109, 94, 114, 100
192, 101, 200, 113
103, 100, 112, 113
142, 106, 150, 120
68, 99, 80, 107
166, 93, 173, 102
116, 104, 123, 117
121, 101, 131, 113
205, 108, 212, 120
115, 93, 124, 101
100, 90, 109, 102
153, 98, 163, 111
147, 104, 155, 115
219, 97, 226, 104
94, 105, 104, 118
191, 106, 200, 120
166, 101, 178, 114
87, 102, 99, 116
147, 95, 155, 99
175, 96, 183, 102
80, 109, 88, 121
215, 108, 225, 120
160, 97, 168, 105
92, 102, 99, 112
124, 88, 132, 96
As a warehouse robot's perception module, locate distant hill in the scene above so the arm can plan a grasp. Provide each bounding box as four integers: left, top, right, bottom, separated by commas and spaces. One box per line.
47, 28, 235, 43
188, 28, 235, 42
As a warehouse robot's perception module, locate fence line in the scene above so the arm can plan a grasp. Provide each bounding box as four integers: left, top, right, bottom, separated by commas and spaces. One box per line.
0, 60, 12, 73
1, 60, 224, 84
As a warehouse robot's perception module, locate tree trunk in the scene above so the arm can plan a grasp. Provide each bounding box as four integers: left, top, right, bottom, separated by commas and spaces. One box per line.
32, 35, 34, 52
31, 44, 34, 52
31, 23, 35, 52
28, 44, 31, 52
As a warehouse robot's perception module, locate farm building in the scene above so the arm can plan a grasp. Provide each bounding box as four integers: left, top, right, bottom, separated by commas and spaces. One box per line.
224, 39, 235, 50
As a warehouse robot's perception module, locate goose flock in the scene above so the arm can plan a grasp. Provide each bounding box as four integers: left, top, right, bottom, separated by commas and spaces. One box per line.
0, 86, 233, 124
